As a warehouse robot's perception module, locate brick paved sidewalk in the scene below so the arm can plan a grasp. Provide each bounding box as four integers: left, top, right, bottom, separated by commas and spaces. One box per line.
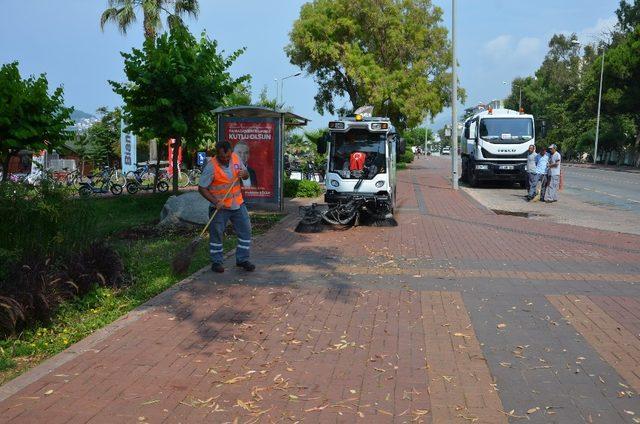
1, 157, 640, 423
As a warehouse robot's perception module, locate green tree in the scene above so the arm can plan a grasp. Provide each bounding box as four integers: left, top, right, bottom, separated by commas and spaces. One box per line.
402, 127, 433, 147
100, 0, 199, 40
0, 62, 73, 182
595, 27, 640, 165
286, 0, 463, 131
616, 0, 640, 32
110, 27, 247, 193
77, 107, 122, 166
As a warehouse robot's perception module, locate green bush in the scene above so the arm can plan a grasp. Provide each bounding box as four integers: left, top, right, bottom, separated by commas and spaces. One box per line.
283, 178, 300, 198
283, 178, 323, 198
0, 180, 96, 277
397, 162, 407, 170
398, 148, 415, 164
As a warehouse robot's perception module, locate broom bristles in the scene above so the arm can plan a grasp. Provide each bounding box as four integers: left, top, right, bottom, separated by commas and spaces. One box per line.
172, 236, 203, 275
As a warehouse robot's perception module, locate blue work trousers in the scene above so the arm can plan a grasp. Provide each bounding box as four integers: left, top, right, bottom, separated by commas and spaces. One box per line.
209, 204, 251, 265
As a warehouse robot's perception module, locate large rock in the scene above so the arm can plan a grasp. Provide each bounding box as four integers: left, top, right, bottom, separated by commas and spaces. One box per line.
159, 191, 209, 227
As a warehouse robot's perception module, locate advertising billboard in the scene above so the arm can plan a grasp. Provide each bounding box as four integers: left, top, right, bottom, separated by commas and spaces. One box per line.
218, 117, 281, 205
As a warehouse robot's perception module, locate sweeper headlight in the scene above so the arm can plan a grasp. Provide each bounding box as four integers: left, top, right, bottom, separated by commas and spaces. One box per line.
330, 180, 340, 187
370, 123, 389, 130
328, 121, 345, 129
375, 180, 385, 188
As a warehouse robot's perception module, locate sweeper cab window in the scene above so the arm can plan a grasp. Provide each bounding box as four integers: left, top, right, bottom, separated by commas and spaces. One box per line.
329, 129, 386, 179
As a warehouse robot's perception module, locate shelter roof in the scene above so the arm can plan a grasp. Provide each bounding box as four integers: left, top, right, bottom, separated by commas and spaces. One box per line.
213, 106, 310, 127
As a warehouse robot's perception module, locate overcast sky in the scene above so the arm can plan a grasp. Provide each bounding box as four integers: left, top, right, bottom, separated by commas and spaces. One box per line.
0, 0, 618, 131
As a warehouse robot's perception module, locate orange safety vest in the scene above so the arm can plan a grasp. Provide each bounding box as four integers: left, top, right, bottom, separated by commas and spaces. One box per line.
207, 153, 244, 209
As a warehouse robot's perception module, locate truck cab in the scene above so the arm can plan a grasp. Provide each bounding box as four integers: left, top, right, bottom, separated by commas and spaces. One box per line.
460, 108, 535, 187
319, 112, 404, 220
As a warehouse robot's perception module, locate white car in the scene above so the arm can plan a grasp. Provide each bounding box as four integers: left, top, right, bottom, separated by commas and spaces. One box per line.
442, 146, 451, 155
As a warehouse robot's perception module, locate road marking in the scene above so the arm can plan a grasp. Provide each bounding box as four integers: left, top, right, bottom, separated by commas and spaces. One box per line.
579, 187, 639, 204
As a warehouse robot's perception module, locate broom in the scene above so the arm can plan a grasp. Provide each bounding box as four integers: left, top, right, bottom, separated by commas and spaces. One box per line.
171, 179, 238, 275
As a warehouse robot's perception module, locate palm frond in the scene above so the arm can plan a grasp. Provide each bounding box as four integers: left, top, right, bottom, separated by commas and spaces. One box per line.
174, 0, 199, 18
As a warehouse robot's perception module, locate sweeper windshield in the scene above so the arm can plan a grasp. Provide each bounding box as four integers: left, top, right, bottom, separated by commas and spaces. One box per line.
329, 129, 386, 179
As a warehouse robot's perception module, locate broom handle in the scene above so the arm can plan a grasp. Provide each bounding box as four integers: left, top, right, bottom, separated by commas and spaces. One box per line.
199, 177, 240, 238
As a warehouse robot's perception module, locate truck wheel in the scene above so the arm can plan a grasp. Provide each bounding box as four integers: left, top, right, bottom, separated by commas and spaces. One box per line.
460, 158, 468, 183
469, 168, 479, 187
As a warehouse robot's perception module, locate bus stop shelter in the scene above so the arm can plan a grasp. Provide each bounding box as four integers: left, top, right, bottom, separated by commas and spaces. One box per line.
213, 106, 310, 212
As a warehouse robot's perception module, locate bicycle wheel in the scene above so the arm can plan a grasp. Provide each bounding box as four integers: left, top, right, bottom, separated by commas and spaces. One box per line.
157, 181, 169, 193
173, 171, 188, 188
190, 169, 202, 185
78, 185, 92, 197
110, 184, 123, 195
110, 170, 126, 185
126, 182, 139, 194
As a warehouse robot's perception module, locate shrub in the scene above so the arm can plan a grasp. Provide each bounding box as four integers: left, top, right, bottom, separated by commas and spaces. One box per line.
398, 148, 415, 164
284, 178, 323, 198
397, 162, 407, 170
0, 242, 123, 336
0, 179, 96, 267
283, 178, 300, 198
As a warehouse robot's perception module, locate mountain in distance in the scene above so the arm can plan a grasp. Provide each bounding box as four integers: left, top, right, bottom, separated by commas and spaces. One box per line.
70, 109, 95, 123
68, 109, 99, 133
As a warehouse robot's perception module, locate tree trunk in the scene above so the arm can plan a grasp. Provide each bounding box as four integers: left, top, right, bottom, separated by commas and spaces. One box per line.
1, 149, 13, 182
172, 136, 181, 194
152, 139, 160, 193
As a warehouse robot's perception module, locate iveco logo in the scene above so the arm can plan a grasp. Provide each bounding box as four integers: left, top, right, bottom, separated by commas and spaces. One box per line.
498, 149, 516, 152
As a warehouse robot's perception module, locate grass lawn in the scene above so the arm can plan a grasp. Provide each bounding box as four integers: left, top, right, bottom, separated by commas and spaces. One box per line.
0, 192, 283, 385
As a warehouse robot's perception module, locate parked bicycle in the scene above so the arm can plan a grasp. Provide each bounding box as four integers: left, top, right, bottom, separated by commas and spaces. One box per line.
125, 165, 169, 194
125, 164, 155, 184
187, 167, 202, 186
78, 167, 123, 197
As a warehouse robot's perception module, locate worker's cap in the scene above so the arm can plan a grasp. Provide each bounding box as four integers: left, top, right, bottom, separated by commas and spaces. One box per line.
548, 144, 557, 149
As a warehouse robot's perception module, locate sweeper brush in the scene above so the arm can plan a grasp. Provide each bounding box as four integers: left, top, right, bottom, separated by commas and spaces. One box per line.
294, 201, 397, 233
171, 178, 237, 274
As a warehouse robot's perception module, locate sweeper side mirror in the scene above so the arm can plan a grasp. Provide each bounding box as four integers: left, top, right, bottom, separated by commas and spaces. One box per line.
396, 137, 406, 156
317, 133, 329, 155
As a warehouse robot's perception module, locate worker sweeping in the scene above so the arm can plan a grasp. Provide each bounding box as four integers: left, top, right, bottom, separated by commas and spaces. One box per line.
198, 140, 255, 273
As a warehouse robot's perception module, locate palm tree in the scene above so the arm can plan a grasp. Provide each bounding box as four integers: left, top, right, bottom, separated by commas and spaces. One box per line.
100, 0, 199, 40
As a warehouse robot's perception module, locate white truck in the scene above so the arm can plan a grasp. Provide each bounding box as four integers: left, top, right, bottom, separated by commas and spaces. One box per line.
460, 107, 538, 187
313, 108, 405, 225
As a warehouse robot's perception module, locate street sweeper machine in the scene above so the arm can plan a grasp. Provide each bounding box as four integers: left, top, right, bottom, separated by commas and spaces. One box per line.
296, 107, 405, 232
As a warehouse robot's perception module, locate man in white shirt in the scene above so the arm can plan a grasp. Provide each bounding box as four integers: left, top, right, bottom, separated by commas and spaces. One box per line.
544, 144, 561, 203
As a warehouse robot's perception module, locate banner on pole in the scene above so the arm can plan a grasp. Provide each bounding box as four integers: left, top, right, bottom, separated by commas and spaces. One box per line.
120, 120, 137, 173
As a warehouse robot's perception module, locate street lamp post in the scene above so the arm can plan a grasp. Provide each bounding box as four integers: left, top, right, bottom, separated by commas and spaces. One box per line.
451, 0, 459, 190
503, 81, 522, 110
573, 40, 605, 164
274, 78, 279, 103
594, 48, 605, 164
279, 72, 302, 105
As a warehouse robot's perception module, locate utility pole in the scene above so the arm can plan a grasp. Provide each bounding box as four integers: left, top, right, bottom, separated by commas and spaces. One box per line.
451, 0, 459, 189
594, 48, 605, 164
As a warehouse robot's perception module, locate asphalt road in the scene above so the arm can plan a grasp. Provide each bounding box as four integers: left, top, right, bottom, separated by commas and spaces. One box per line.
563, 166, 640, 216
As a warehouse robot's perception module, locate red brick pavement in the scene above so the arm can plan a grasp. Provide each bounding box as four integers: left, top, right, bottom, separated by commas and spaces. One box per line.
2, 157, 640, 423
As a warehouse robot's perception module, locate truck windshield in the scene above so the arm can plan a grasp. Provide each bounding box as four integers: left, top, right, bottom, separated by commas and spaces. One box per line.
329, 129, 386, 179
479, 118, 533, 143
